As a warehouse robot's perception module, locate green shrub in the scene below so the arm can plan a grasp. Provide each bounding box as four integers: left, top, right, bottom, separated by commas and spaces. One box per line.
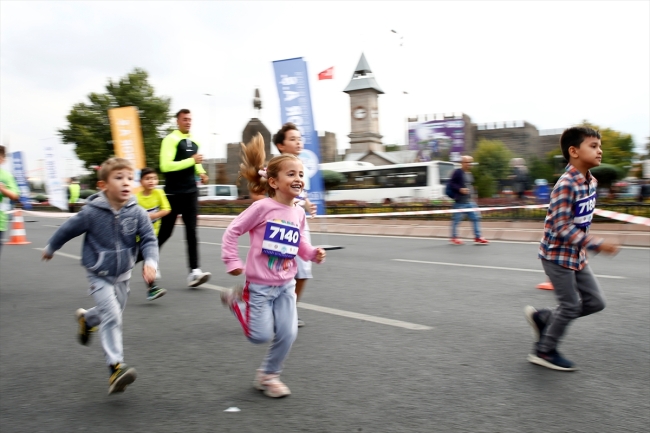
79, 189, 97, 199
474, 171, 496, 198
590, 164, 624, 188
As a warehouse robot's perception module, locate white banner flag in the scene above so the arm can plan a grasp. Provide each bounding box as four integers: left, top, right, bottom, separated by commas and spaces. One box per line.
43, 143, 67, 211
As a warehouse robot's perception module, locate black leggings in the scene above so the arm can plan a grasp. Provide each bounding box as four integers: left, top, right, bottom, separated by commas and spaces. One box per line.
157, 192, 200, 271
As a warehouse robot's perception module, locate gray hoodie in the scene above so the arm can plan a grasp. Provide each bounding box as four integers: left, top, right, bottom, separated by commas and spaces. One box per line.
44, 191, 158, 282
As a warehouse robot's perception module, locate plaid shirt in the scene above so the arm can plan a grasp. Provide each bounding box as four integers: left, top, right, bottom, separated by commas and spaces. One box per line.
539, 164, 603, 271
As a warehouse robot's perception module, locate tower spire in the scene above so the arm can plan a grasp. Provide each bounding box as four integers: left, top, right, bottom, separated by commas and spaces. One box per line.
343, 53, 384, 94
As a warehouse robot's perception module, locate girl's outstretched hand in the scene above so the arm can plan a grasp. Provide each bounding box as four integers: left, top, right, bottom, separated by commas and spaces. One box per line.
314, 248, 326, 264
229, 268, 243, 276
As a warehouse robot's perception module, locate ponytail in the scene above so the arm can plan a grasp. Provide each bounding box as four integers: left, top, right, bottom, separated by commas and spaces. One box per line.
239, 133, 268, 196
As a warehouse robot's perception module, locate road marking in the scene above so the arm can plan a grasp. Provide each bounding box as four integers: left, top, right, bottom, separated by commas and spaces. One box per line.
201, 283, 431, 330
34, 248, 79, 260
392, 259, 626, 279
32, 249, 431, 331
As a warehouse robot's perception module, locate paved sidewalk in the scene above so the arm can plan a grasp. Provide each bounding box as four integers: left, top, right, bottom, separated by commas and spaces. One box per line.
196, 217, 650, 247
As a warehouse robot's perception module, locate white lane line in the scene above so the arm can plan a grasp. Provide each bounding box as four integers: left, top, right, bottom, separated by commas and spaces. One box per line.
31, 248, 431, 331
392, 259, 626, 279
201, 283, 431, 331
33, 248, 79, 260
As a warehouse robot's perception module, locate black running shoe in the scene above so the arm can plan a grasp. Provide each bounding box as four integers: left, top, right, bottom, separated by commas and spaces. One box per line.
147, 285, 167, 301
108, 363, 137, 395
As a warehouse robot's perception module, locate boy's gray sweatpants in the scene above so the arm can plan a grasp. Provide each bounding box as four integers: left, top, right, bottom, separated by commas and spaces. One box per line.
537, 259, 606, 353
84, 274, 130, 366
230, 280, 298, 374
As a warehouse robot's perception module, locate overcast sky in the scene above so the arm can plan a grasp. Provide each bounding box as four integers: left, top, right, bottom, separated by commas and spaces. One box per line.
1, 1, 648, 177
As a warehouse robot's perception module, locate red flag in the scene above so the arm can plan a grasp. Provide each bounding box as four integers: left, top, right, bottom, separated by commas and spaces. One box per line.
318, 67, 334, 80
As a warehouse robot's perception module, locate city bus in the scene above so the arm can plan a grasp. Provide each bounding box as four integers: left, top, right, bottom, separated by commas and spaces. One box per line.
324, 160, 458, 203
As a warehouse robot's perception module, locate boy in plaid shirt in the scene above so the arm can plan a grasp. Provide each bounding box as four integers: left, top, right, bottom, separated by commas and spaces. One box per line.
524, 126, 619, 371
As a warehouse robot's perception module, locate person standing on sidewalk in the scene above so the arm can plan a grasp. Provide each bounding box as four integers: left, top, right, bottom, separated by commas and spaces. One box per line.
524, 126, 619, 371
448, 155, 489, 245
158, 109, 211, 288
67, 177, 80, 213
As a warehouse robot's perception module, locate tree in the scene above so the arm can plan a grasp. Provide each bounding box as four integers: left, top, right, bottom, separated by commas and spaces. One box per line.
472, 139, 513, 197
59, 68, 172, 172
321, 170, 345, 190
528, 155, 555, 183
578, 120, 634, 168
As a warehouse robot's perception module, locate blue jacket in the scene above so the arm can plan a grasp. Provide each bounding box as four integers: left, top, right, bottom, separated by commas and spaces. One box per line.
449, 168, 469, 203
45, 192, 158, 281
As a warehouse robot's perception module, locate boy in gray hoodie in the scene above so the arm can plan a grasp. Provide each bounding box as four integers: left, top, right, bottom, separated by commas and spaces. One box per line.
42, 158, 158, 395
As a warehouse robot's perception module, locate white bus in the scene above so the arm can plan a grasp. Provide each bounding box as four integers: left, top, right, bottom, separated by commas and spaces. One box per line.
324, 160, 458, 203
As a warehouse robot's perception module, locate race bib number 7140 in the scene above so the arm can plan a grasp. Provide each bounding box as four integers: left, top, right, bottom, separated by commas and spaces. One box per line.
262, 220, 300, 259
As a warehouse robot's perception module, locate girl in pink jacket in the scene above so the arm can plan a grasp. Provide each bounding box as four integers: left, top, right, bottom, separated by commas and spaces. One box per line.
220, 134, 325, 398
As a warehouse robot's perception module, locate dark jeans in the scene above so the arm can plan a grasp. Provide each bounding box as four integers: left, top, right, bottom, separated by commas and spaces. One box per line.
157, 192, 200, 271
537, 259, 606, 353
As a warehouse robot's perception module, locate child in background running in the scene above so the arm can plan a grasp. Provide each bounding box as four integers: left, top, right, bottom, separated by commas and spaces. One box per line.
525, 126, 619, 371
271, 123, 317, 327
136, 167, 171, 301
42, 158, 158, 394
220, 133, 325, 398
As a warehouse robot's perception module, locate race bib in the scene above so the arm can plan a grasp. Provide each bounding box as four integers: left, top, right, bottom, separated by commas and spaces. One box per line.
573, 192, 596, 228
262, 220, 300, 259
146, 206, 160, 223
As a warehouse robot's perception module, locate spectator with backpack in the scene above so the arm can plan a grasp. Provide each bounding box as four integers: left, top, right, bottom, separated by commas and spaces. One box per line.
447, 155, 489, 245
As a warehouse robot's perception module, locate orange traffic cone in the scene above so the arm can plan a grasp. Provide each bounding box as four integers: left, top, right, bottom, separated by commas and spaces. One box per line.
5, 210, 31, 245
536, 280, 553, 290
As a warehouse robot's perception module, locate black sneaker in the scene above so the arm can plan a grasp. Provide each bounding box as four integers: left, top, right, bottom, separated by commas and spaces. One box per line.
108, 363, 137, 395
147, 285, 167, 301
527, 350, 577, 371
297, 318, 305, 328
524, 306, 546, 341
75, 308, 96, 346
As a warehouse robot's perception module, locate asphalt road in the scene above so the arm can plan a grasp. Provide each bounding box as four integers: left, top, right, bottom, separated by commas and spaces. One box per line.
1, 218, 649, 433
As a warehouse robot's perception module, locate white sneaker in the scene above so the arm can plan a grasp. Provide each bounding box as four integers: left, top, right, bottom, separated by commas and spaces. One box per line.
187, 269, 211, 288
253, 370, 291, 398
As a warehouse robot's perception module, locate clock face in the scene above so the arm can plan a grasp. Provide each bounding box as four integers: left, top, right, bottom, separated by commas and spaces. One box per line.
371, 109, 378, 119
353, 107, 367, 120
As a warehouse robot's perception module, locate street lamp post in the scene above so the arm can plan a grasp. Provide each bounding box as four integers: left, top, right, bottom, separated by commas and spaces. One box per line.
391, 30, 409, 147
203, 94, 220, 182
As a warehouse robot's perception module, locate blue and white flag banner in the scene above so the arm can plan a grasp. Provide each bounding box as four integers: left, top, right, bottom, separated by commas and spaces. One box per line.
272, 57, 326, 215
10, 151, 31, 210
43, 143, 67, 211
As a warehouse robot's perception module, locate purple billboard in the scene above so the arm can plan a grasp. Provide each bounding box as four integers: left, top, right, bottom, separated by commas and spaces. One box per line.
407, 118, 465, 162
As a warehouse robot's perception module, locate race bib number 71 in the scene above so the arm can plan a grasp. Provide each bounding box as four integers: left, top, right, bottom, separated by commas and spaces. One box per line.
262, 220, 300, 259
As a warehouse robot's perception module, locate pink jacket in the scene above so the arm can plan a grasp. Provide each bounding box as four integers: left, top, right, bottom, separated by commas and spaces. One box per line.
221, 198, 318, 285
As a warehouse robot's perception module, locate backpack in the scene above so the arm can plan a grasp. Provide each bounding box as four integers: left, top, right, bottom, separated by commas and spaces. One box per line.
445, 177, 455, 199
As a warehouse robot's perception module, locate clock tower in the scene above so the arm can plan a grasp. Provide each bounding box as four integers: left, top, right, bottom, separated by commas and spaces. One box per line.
344, 53, 384, 154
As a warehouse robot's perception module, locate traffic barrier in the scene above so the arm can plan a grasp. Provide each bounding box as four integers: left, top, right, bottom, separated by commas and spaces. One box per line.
5, 210, 31, 245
